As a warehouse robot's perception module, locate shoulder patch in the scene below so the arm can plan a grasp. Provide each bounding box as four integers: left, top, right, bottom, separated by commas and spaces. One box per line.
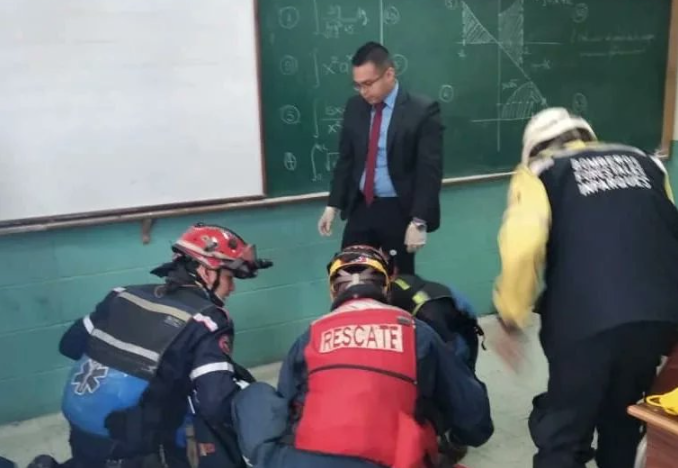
193, 313, 218, 332
218, 335, 232, 355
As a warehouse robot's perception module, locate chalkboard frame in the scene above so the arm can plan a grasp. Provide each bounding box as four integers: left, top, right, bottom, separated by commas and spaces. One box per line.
0, 0, 676, 239
660, 0, 678, 156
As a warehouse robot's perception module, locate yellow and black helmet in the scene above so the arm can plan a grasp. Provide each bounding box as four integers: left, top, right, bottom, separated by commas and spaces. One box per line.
326, 245, 393, 297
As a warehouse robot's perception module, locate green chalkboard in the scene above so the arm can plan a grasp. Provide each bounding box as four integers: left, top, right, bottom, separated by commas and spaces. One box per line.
258, 0, 671, 197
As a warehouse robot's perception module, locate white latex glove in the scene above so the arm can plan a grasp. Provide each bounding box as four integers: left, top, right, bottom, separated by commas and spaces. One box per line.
318, 206, 337, 236
404, 222, 427, 253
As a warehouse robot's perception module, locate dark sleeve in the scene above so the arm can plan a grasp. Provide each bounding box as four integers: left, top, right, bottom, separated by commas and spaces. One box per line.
418, 324, 493, 447
191, 331, 241, 426
417, 304, 456, 343
277, 330, 310, 401
59, 292, 116, 360
59, 319, 88, 360
328, 97, 356, 209
412, 100, 443, 222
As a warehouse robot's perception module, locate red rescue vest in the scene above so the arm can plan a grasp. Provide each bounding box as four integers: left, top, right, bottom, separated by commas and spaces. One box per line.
294, 299, 438, 468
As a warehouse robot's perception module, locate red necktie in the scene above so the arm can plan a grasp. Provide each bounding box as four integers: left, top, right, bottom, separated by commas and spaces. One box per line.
363, 102, 385, 206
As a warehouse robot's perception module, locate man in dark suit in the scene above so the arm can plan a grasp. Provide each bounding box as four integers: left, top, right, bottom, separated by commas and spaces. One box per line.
317, 41, 443, 274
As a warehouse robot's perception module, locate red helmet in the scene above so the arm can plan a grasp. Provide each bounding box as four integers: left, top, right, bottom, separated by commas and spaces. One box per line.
172, 223, 271, 279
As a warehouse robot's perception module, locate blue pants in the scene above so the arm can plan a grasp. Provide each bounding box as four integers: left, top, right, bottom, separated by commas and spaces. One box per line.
232, 383, 382, 468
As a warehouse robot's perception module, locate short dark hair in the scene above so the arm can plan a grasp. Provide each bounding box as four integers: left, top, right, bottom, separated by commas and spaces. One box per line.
352, 41, 394, 69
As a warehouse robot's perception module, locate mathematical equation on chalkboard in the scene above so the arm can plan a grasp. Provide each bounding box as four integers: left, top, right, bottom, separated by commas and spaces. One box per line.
271, 0, 657, 183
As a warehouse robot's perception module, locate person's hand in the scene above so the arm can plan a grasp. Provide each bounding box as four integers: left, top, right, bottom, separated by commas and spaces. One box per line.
490, 316, 526, 373
404, 221, 427, 253
317, 207, 337, 236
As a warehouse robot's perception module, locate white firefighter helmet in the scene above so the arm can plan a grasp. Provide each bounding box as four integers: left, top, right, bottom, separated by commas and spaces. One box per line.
521, 107, 596, 164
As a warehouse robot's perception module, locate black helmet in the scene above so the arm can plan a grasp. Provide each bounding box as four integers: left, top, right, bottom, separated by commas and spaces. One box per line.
326, 245, 393, 298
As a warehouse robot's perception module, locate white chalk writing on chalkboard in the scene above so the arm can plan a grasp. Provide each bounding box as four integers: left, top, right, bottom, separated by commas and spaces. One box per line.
572, 32, 656, 44
393, 54, 409, 74
537, 0, 572, 6
579, 49, 646, 58
284, 152, 298, 171
445, 0, 460, 10
280, 105, 301, 125
310, 143, 339, 182
383, 6, 401, 26
572, 3, 588, 23
439, 85, 455, 103
530, 59, 552, 71
278, 6, 300, 29
319, 5, 369, 39
572, 93, 588, 114
321, 55, 353, 75
502, 79, 519, 91
313, 99, 345, 136
279, 55, 298, 75
322, 106, 345, 135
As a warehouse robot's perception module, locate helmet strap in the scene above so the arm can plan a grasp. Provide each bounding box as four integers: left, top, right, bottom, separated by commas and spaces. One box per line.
192, 264, 225, 307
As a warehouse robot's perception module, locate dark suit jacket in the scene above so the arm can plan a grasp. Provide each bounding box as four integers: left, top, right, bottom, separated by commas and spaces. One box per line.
327, 87, 443, 232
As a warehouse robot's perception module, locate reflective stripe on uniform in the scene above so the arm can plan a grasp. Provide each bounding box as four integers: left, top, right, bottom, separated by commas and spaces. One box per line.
393, 278, 411, 290
83, 312, 161, 362
117, 291, 192, 322
411, 291, 431, 316
91, 329, 160, 362
83, 315, 95, 334
189, 362, 235, 380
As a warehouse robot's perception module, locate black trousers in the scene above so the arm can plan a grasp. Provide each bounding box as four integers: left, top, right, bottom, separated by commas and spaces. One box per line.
530, 321, 676, 468
64, 426, 190, 468
342, 196, 414, 275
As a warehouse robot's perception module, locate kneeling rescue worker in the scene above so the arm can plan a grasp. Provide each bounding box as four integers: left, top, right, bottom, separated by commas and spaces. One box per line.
390, 274, 484, 372
28, 223, 272, 468
232, 245, 493, 468
389, 274, 486, 465
492, 108, 678, 468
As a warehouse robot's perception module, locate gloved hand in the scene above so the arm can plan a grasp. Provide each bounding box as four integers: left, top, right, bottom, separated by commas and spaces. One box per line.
404, 221, 427, 253
317, 206, 337, 236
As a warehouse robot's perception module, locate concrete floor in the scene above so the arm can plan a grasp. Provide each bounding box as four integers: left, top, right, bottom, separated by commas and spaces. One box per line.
0, 318, 587, 468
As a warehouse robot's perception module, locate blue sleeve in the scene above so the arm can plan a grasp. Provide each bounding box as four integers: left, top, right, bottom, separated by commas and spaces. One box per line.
191, 331, 240, 426
448, 285, 477, 317
420, 324, 493, 447
277, 330, 309, 401
59, 318, 88, 360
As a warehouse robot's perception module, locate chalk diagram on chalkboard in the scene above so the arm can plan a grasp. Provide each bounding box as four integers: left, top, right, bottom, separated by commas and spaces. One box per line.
310, 143, 339, 181
313, 2, 369, 39
459, 0, 561, 150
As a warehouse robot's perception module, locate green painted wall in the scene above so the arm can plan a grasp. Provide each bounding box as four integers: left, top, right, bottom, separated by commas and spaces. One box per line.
1, 149, 676, 424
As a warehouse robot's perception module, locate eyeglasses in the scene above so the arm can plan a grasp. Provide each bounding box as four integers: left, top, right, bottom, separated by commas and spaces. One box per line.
353, 69, 388, 92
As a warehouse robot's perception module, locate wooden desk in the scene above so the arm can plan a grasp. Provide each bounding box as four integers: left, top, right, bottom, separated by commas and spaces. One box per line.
628, 403, 678, 468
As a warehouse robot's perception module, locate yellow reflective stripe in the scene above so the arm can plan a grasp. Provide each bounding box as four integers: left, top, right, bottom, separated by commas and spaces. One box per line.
393, 278, 411, 290
329, 257, 388, 278
411, 291, 430, 316
665, 174, 675, 204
